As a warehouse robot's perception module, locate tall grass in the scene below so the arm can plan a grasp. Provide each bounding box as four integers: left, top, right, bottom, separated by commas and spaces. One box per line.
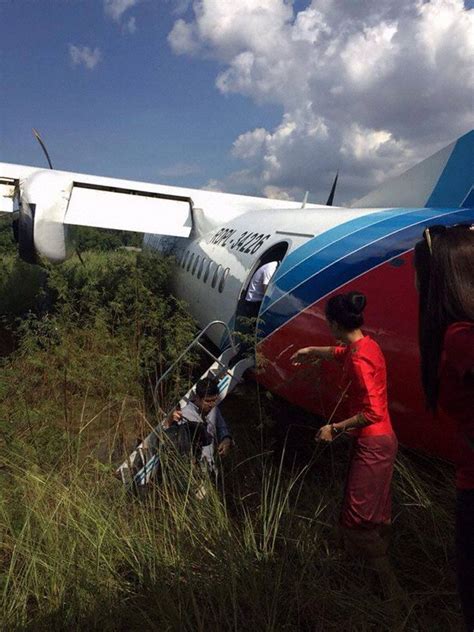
0, 403, 461, 631
0, 249, 463, 630
0, 423, 310, 630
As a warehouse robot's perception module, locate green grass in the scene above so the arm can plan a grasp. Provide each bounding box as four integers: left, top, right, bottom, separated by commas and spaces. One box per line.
0, 398, 461, 631
0, 248, 463, 631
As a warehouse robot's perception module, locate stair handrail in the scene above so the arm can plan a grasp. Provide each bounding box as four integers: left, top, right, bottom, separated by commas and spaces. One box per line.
152, 320, 238, 400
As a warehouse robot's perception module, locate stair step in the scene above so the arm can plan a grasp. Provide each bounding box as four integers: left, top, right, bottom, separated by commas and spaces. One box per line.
116, 328, 254, 489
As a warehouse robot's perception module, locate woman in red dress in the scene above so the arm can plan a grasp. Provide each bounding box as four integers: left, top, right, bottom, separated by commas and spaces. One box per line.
414, 225, 474, 631
291, 291, 400, 598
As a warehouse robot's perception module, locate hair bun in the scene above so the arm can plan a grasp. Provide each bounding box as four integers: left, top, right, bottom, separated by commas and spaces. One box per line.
346, 291, 367, 314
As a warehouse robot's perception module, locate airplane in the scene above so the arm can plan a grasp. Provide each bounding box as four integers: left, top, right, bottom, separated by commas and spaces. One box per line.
0, 129, 473, 463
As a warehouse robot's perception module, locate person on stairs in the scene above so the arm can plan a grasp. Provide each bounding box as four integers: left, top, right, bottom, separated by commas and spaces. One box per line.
164, 376, 233, 472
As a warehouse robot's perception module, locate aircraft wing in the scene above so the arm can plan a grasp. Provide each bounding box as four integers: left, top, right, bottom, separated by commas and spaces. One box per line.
64, 180, 193, 237
1, 164, 38, 213
351, 129, 474, 209
0, 179, 16, 213
0, 162, 194, 235
0, 162, 317, 263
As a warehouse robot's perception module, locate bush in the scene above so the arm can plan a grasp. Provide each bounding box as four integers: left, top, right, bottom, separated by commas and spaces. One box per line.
0, 245, 463, 631
0, 255, 47, 319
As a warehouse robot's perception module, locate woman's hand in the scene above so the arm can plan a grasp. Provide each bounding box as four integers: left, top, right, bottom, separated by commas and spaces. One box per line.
291, 347, 318, 365
291, 346, 335, 365
316, 424, 333, 442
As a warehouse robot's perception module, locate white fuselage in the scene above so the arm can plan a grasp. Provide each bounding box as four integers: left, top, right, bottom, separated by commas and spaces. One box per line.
144, 204, 386, 346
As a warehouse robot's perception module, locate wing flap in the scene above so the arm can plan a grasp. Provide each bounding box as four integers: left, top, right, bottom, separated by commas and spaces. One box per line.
65, 181, 193, 237
0, 179, 17, 213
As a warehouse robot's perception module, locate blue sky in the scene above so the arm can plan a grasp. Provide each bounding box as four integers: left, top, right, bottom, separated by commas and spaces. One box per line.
0, 1, 280, 187
1, 1, 473, 203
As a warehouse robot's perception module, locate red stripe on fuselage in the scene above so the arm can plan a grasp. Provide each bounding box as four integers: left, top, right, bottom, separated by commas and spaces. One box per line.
256, 251, 457, 462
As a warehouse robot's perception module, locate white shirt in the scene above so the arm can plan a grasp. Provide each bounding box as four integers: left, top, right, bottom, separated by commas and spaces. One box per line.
245, 261, 278, 302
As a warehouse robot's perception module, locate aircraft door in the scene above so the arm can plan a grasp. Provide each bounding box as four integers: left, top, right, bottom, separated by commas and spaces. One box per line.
236, 242, 289, 337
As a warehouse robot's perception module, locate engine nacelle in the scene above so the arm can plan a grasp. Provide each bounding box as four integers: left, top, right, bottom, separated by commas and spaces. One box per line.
18, 170, 73, 264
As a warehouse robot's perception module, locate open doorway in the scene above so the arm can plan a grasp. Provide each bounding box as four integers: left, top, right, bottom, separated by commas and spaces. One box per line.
235, 241, 289, 345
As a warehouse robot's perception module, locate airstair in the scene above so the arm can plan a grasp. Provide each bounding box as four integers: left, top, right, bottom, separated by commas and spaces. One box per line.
116, 321, 254, 489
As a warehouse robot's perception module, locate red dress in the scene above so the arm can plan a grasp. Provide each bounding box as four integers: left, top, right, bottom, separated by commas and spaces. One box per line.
333, 336, 398, 529
438, 322, 474, 490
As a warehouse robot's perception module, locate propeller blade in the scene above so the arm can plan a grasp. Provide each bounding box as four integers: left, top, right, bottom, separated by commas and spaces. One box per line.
325, 171, 339, 206
32, 128, 53, 170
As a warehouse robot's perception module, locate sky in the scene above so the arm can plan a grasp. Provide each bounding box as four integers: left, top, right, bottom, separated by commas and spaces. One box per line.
0, 0, 472, 205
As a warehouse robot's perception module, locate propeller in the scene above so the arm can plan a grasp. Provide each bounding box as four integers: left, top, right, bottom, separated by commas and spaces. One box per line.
10, 128, 54, 260
33, 128, 54, 169
12, 129, 84, 265
325, 171, 339, 206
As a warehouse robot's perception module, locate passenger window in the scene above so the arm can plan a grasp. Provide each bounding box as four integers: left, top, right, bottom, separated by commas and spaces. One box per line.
181, 251, 189, 269
203, 260, 213, 283
212, 264, 223, 289
186, 252, 194, 272
197, 257, 205, 279
218, 267, 230, 293
192, 255, 200, 275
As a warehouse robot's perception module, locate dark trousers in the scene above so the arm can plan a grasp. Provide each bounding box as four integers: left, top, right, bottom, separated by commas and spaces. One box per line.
456, 488, 474, 631
241, 300, 261, 320
235, 301, 261, 356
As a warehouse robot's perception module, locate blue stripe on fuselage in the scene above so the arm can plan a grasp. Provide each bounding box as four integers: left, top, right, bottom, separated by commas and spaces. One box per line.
259, 207, 474, 339
269, 207, 424, 302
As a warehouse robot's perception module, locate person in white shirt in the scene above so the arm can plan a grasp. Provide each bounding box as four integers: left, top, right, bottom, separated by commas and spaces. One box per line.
235, 261, 278, 357
243, 260, 278, 319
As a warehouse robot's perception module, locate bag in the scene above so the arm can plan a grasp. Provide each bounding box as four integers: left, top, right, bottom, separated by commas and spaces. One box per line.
164, 421, 209, 457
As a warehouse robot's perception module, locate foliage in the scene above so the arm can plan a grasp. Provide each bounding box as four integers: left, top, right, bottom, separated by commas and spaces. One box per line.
0, 249, 198, 466
0, 245, 463, 631
0, 388, 461, 631
0, 255, 47, 319
0, 215, 141, 256
0, 219, 142, 322
0, 215, 16, 255
72, 227, 142, 252
46, 250, 196, 382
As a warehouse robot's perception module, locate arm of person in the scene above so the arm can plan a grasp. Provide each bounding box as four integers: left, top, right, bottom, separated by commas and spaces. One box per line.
215, 408, 233, 456
317, 353, 385, 442
217, 436, 232, 456
445, 324, 474, 383
317, 414, 369, 442
162, 408, 182, 429
261, 262, 278, 294
291, 346, 342, 365
444, 324, 474, 448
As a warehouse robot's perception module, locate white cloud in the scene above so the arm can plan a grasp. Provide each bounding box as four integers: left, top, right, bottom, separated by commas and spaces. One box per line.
124, 17, 137, 34
69, 45, 102, 70
167, 0, 193, 17
168, 19, 199, 55
104, 0, 140, 32
104, 0, 139, 22
168, 0, 474, 202
262, 185, 293, 200
203, 178, 224, 192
